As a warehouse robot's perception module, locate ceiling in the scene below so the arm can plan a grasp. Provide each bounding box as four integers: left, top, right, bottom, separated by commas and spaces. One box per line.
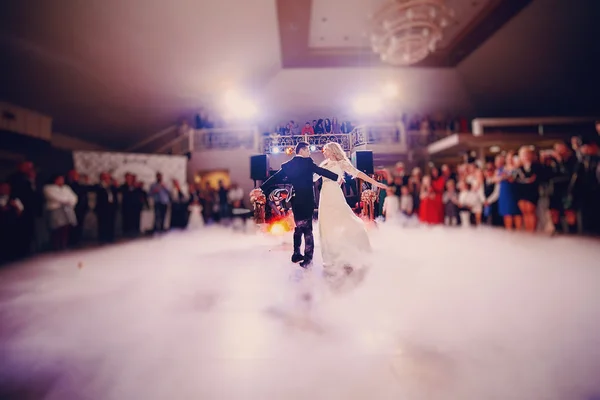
308, 0, 490, 50
0, 0, 281, 148
0, 0, 598, 149
278, 0, 532, 68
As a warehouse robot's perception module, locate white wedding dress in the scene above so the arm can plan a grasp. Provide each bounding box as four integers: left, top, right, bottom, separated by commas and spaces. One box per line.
314, 159, 372, 291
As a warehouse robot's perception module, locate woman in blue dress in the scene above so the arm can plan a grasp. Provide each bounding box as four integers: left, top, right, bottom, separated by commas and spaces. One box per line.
496, 152, 522, 230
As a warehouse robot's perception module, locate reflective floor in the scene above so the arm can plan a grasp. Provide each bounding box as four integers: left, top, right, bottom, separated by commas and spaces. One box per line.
1, 224, 600, 400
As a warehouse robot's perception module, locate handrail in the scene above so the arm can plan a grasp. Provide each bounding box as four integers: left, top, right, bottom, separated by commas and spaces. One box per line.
472, 117, 598, 136
126, 124, 177, 152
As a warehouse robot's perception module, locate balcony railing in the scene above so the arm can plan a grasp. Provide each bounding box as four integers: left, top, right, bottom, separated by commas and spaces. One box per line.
261, 134, 352, 153
192, 127, 259, 151
151, 123, 455, 155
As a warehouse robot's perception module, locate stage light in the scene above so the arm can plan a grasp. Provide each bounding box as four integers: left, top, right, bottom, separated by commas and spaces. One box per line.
223, 89, 258, 119
310, 145, 316, 151
352, 95, 383, 115
285, 147, 294, 155
272, 147, 280, 154
269, 222, 285, 235
382, 82, 399, 99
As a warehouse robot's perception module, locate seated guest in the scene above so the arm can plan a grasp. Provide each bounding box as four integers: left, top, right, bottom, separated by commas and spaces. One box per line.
43, 174, 78, 250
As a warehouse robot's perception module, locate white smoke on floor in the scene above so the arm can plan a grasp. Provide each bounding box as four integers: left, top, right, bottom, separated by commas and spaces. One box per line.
1, 224, 600, 400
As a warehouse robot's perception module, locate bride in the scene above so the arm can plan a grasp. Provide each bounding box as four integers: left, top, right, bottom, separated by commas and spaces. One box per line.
314, 142, 388, 291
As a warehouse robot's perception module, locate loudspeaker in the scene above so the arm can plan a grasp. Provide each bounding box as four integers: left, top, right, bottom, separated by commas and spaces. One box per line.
250, 155, 269, 181
351, 150, 374, 175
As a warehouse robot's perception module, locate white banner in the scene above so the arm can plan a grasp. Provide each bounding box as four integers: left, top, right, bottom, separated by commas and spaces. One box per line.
72, 151, 187, 189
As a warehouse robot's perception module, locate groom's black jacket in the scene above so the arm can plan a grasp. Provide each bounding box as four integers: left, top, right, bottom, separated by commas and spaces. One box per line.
261, 156, 339, 220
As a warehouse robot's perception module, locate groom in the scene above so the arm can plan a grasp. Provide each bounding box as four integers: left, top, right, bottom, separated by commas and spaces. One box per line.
260, 142, 341, 268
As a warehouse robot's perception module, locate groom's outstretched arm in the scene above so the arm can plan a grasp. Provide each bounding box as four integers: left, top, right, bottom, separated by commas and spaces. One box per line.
311, 161, 339, 182
260, 168, 287, 192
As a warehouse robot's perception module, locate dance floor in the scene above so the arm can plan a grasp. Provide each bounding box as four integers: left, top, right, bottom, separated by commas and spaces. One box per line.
1, 224, 600, 400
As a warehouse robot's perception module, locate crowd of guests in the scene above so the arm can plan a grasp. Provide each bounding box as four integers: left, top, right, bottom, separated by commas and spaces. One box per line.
376, 133, 600, 235
269, 118, 355, 137
0, 161, 246, 265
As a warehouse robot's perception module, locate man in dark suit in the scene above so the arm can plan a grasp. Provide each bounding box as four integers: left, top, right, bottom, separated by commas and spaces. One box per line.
95, 172, 118, 243
260, 142, 341, 268
8, 161, 42, 258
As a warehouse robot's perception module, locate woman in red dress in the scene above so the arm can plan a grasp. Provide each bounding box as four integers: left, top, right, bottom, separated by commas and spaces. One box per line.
419, 175, 435, 224
430, 166, 446, 224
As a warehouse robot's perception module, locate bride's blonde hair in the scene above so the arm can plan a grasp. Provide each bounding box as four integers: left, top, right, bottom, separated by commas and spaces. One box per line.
323, 142, 349, 162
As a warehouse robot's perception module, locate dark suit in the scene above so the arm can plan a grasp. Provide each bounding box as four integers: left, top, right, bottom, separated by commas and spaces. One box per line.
94, 184, 118, 242
7, 172, 42, 257
261, 156, 338, 260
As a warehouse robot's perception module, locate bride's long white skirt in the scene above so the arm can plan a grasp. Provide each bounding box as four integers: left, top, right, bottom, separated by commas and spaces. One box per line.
317, 181, 372, 293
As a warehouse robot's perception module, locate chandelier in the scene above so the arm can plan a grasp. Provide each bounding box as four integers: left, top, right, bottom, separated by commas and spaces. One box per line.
370, 0, 454, 66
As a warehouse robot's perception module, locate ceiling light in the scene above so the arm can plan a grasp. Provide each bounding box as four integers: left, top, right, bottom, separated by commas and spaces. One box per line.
382, 82, 399, 99
490, 146, 501, 153
223, 89, 258, 120
352, 95, 383, 115
370, 0, 454, 66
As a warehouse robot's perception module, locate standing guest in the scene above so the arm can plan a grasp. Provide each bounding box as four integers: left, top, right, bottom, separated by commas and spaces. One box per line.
314, 119, 325, 134
457, 181, 480, 226
8, 161, 42, 258
481, 163, 501, 226
514, 146, 542, 233
187, 185, 204, 229
201, 182, 214, 224
419, 176, 436, 224
66, 169, 89, 246
170, 179, 189, 229
136, 181, 152, 234
382, 187, 399, 222
120, 173, 143, 237
547, 142, 578, 233
95, 172, 118, 243
324, 118, 332, 134
217, 180, 230, 223
575, 137, 600, 234
496, 152, 522, 230
43, 174, 78, 250
301, 122, 314, 136
442, 179, 460, 226
409, 167, 421, 214
430, 166, 446, 224
331, 117, 341, 134
441, 164, 455, 182
399, 185, 414, 219
228, 183, 244, 209
0, 182, 24, 263
150, 172, 170, 233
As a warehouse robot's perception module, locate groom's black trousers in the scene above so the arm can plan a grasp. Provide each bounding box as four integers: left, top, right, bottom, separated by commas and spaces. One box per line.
293, 218, 314, 260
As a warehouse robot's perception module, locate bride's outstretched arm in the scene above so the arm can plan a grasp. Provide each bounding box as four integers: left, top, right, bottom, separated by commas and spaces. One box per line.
340, 160, 387, 189
357, 171, 387, 189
